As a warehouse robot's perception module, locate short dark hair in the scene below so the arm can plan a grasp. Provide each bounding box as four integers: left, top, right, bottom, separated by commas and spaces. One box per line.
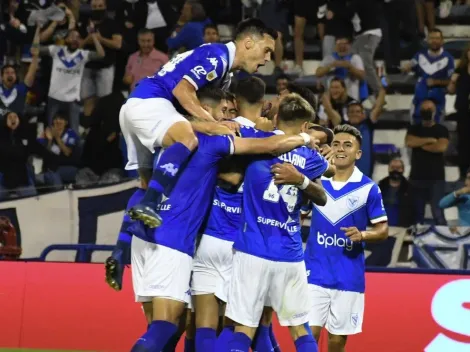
138, 28, 154, 36
335, 36, 351, 43
286, 83, 317, 110
225, 92, 236, 104
276, 74, 290, 82
278, 93, 316, 123
347, 101, 363, 111
1, 64, 16, 76
428, 28, 443, 38
234, 76, 266, 105
204, 23, 218, 33
197, 87, 226, 106
333, 124, 363, 146
234, 18, 278, 41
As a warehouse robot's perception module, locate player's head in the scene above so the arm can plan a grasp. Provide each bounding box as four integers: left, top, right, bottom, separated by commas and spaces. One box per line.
233, 18, 277, 74
329, 77, 347, 101
197, 87, 227, 121
332, 124, 362, 169
225, 92, 238, 118
420, 99, 437, 127
65, 29, 81, 51
275, 93, 316, 132
204, 24, 219, 43
234, 76, 266, 113
427, 28, 443, 52
346, 101, 365, 126
1, 65, 17, 88
138, 28, 155, 55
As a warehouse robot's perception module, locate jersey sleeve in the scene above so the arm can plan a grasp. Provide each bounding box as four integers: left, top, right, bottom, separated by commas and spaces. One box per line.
239, 126, 273, 138
305, 150, 329, 180
182, 46, 226, 90
200, 133, 235, 158
446, 54, 455, 78
367, 183, 388, 224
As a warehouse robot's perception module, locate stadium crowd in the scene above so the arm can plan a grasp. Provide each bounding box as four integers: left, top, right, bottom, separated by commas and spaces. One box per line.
0, 0, 469, 228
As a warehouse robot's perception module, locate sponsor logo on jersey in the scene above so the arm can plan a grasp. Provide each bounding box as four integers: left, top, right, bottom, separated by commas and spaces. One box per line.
207, 70, 218, 81
213, 199, 242, 214
317, 232, 354, 251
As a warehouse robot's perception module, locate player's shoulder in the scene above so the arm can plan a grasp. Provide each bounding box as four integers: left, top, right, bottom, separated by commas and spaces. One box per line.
193, 43, 228, 59
195, 132, 233, 150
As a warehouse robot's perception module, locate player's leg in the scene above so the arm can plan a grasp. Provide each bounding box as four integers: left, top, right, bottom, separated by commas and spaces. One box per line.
252, 307, 275, 352
308, 284, 331, 343
130, 240, 192, 352
162, 308, 193, 352
270, 261, 318, 352
224, 251, 271, 352
325, 289, 364, 352
128, 98, 198, 227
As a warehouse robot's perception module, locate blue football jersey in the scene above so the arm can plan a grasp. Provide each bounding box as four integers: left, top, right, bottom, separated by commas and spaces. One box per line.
129, 42, 235, 102
202, 116, 266, 242
132, 133, 234, 256
304, 167, 388, 293
411, 49, 454, 116
234, 130, 329, 263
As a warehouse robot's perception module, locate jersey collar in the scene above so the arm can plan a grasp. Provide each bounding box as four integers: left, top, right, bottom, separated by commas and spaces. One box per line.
225, 42, 236, 71
234, 116, 256, 127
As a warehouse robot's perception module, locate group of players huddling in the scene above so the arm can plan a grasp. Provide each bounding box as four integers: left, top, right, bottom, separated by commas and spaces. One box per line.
104, 18, 389, 352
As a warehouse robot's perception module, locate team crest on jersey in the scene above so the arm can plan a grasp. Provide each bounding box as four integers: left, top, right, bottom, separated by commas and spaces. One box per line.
206, 70, 218, 81
351, 313, 358, 327
347, 196, 359, 210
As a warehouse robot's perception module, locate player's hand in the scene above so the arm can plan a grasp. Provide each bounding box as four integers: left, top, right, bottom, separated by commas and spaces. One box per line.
255, 117, 274, 132
455, 186, 470, 196
219, 120, 240, 134
341, 227, 363, 242
320, 144, 335, 165
271, 162, 303, 186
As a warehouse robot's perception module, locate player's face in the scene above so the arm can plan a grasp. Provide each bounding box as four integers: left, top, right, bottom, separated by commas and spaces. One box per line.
242, 34, 275, 74
212, 99, 228, 121
331, 133, 362, 169
6, 112, 20, 130
204, 28, 219, 43
66, 30, 80, 51
226, 100, 238, 119
329, 81, 344, 100
428, 32, 443, 51
2, 67, 16, 87
138, 33, 155, 55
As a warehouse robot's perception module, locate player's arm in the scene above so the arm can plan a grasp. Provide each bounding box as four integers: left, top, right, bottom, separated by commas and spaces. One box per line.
232, 133, 313, 155
173, 80, 215, 121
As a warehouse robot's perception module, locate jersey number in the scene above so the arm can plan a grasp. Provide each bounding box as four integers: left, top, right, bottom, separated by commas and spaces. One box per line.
158, 50, 194, 77
262, 180, 299, 213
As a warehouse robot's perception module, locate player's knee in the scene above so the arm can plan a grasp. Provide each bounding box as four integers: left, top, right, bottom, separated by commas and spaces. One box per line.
311, 326, 321, 342
328, 334, 347, 351
180, 133, 198, 151
260, 306, 273, 326
288, 324, 308, 341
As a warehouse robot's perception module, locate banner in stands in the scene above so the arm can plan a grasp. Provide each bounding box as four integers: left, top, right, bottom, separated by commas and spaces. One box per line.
413, 226, 470, 270
0, 262, 469, 352
0, 181, 139, 261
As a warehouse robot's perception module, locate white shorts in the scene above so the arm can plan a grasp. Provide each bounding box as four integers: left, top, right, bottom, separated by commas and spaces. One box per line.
119, 97, 188, 170
308, 284, 364, 335
191, 234, 234, 302
225, 251, 310, 328
131, 236, 192, 304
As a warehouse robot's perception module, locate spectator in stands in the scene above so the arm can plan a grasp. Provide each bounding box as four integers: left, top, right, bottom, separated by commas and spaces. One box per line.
258, 0, 288, 76
316, 37, 365, 101
317, 77, 356, 127
290, 0, 324, 76
0, 111, 37, 200
76, 92, 124, 187
39, 1, 76, 45
1, 2, 28, 64
124, 29, 168, 92
167, 1, 211, 53
276, 74, 290, 94
0, 27, 39, 117
225, 92, 238, 119
197, 87, 228, 121
405, 99, 449, 225
39, 27, 104, 134
448, 45, 470, 180
402, 28, 454, 124
350, 0, 382, 98
439, 168, 470, 226
379, 157, 416, 227
317, 0, 353, 58
36, 112, 80, 190
416, 0, 436, 39
203, 23, 219, 43
79, 0, 122, 121
344, 87, 386, 177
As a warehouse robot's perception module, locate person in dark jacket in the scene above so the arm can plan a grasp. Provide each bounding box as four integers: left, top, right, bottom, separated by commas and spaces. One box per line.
0, 111, 37, 200
378, 157, 415, 227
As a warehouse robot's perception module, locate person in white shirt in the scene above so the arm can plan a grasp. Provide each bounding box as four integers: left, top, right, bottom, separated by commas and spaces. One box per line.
38, 26, 105, 134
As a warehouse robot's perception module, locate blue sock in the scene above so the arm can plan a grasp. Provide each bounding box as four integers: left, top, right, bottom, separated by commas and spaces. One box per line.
141, 143, 192, 206
184, 338, 195, 352
215, 326, 234, 350
117, 188, 146, 245
252, 325, 273, 352
195, 327, 217, 352
294, 335, 318, 352
269, 324, 281, 352
228, 332, 251, 352
130, 320, 177, 352
162, 330, 182, 352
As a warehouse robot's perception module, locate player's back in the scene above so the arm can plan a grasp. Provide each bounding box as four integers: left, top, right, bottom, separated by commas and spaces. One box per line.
129, 43, 231, 102
304, 167, 387, 293
235, 133, 328, 262
133, 132, 234, 255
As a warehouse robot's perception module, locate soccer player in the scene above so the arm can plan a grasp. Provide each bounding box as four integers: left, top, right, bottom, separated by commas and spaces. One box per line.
129, 121, 319, 352
122, 18, 277, 228
302, 124, 389, 352
224, 94, 332, 352
197, 87, 229, 121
